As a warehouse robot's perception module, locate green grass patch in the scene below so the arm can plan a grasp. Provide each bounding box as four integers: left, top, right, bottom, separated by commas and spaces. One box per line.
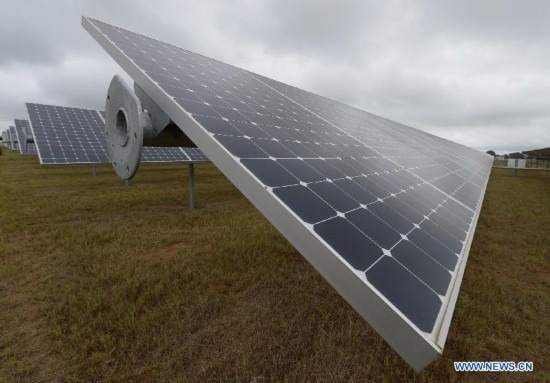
1, 149, 549, 382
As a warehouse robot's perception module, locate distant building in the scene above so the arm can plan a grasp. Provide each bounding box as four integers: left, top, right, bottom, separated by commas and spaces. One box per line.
522, 147, 550, 159
520, 147, 550, 168
507, 158, 526, 168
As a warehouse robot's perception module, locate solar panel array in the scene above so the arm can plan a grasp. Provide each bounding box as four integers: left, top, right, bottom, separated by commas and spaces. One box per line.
26, 103, 208, 165
9, 126, 19, 151
84, 17, 492, 370
14, 119, 37, 155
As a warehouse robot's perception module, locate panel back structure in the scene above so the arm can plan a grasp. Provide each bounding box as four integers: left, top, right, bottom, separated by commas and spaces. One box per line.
25, 103, 208, 165
97, 110, 209, 163
9, 126, 19, 151
14, 119, 37, 155
5, 130, 11, 147
83, 17, 492, 371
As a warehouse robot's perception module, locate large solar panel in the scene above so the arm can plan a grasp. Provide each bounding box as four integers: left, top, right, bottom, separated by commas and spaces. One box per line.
14, 119, 37, 155
25, 103, 208, 165
84, 17, 492, 371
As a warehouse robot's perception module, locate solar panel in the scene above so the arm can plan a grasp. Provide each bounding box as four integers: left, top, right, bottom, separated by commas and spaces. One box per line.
26, 103, 108, 164
25, 103, 208, 165
83, 17, 492, 371
9, 126, 19, 151
14, 119, 37, 155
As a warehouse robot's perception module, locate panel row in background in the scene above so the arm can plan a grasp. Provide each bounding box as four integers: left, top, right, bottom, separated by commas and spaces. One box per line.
2, 126, 21, 151
1, 103, 208, 165
1, 128, 11, 148
2, 121, 38, 153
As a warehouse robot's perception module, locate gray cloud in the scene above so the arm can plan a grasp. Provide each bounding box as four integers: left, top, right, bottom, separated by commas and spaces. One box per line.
1, 0, 549, 154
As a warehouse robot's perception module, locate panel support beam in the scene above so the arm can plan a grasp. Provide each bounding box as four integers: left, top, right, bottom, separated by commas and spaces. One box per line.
188, 163, 195, 209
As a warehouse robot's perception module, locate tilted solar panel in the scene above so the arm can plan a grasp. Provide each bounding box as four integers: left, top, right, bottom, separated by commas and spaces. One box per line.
14, 119, 37, 155
26, 103, 109, 164
25, 103, 208, 165
83, 17, 492, 371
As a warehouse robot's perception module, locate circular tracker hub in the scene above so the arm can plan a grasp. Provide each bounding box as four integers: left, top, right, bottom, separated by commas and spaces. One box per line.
105, 75, 151, 179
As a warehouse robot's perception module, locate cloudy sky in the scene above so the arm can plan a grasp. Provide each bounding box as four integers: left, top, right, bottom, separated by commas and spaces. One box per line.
1, 0, 549, 154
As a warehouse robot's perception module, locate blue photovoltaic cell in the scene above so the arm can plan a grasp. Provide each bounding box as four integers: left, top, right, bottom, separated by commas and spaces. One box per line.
14, 119, 37, 155
25, 103, 208, 165
84, 17, 493, 369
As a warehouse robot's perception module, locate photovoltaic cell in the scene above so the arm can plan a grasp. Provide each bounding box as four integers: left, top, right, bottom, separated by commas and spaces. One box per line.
25, 103, 208, 165
14, 119, 37, 155
83, 17, 493, 371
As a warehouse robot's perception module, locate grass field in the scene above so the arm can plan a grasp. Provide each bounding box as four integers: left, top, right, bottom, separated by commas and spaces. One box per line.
0, 149, 548, 382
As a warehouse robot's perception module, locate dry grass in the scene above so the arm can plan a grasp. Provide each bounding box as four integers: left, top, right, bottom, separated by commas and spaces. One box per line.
0, 149, 548, 382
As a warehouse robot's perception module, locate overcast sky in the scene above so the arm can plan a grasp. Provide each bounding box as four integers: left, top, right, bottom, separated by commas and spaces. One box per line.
1, 0, 549, 154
